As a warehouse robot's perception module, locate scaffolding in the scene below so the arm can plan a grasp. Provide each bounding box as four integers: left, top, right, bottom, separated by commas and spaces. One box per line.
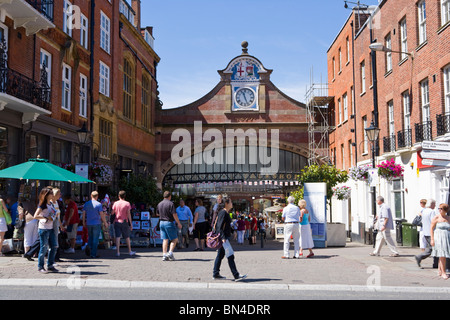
305, 82, 334, 166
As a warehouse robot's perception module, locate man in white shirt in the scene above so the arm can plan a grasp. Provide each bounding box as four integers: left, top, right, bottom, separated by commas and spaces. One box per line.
281, 196, 301, 259
415, 199, 437, 268
370, 196, 399, 257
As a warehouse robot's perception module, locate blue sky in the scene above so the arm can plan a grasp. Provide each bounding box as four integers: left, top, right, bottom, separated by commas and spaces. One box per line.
140, 0, 374, 109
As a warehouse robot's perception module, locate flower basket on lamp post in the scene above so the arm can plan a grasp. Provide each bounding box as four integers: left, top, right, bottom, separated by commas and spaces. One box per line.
377, 158, 404, 181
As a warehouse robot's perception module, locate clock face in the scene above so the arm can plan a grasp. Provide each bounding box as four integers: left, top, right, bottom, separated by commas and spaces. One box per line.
235, 88, 256, 108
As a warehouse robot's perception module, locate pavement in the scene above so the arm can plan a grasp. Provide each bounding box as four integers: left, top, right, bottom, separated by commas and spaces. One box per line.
0, 238, 450, 294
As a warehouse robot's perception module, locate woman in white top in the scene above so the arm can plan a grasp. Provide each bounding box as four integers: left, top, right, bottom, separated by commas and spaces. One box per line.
34, 187, 58, 273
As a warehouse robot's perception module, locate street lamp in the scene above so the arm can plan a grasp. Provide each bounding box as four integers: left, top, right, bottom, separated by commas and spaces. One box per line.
369, 42, 414, 59
365, 120, 380, 246
77, 122, 90, 146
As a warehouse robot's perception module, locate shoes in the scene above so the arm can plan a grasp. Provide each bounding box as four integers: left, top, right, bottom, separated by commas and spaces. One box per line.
163, 252, 175, 261
369, 253, 379, 256
85, 246, 91, 257
129, 251, 136, 256
415, 256, 422, 268
281, 256, 289, 259
38, 268, 47, 274
64, 248, 75, 254
234, 274, 247, 282
389, 253, 400, 257
213, 274, 226, 280
24, 254, 34, 261
47, 266, 59, 273
307, 253, 314, 258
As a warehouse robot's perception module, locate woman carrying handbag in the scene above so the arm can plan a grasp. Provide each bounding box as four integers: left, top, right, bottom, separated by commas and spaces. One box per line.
212, 196, 247, 281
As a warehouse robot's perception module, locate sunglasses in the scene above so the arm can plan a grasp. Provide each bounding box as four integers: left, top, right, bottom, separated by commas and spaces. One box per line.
439, 208, 446, 210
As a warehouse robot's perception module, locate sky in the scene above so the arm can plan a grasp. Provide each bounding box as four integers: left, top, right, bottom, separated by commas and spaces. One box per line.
140, 0, 375, 109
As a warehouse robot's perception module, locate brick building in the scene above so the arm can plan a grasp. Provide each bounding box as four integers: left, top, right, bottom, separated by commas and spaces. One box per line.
328, 0, 450, 243
155, 43, 322, 213
0, 0, 160, 200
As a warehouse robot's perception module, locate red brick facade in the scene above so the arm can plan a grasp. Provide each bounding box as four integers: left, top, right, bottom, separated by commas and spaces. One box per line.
329, 0, 450, 170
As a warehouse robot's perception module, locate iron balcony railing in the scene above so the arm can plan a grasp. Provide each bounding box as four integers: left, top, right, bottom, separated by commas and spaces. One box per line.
383, 135, 396, 153
437, 113, 450, 136
0, 40, 51, 110
397, 129, 412, 149
25, 0, 54, 22
415, 121, 433, 143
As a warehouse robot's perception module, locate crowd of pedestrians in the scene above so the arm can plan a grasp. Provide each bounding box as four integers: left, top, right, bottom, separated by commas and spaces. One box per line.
2, 189, 450, 279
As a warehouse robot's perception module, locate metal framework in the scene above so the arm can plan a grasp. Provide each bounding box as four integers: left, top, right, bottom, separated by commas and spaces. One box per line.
305, 81, 334, 166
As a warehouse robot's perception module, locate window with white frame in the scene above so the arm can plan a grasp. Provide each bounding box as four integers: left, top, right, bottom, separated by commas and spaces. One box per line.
40, 49, 52, 88
385, 33, 392, 72
79, 74, 87, 118
100, 11, 110, 54
63, 0, 73, 37
343, 93, 348, 122
338, 48, 342, 72
391, 179, 405, 219
332, 57, 336, 80
62, 64, 72, 111
346, 36, 350, 63
439, 172, 449, 204
420, 78, 430, 122
80, 14, 88, 50
442, 0, 450, 26
338, 98, 342, 124
418, 0, 427, 44
400, 18, 408, 60
361, 60, 366, 93
403, 91, 411, 130
388, 100, 395, 136
341, 144, 345, 170
444, 65, 450, 114
99, 61, 110, 97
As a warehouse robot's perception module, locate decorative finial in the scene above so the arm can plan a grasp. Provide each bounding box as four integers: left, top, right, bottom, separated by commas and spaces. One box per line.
241, 41, 249, 54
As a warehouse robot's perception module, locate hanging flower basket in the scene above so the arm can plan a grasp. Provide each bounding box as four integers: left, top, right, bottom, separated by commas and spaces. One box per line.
377, 158, 404, 181
90, 162, 113, 185
332, 186, 352, 201
60, 162, 113, 185
348, 165, 371, 182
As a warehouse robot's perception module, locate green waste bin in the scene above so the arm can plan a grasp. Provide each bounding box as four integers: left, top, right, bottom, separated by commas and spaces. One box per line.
402, 223, 419, 247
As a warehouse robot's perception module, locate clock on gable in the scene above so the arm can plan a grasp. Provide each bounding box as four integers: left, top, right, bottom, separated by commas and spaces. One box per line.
222, 42, 268, 112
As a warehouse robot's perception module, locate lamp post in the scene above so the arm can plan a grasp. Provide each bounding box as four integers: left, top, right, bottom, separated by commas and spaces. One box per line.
77, 122, 90, 202
365, 120, 381, 245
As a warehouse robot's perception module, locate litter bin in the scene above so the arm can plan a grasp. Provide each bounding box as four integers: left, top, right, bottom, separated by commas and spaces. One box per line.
401, 223, 419, 247
395, 219, 407, 246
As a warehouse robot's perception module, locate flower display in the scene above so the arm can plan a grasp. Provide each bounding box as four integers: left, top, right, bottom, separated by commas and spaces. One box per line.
332, 185, 352, 201
90, 162, 113, 185
60, 162, 113, 185
348, 165, 371, 182
377, 158, 404, 181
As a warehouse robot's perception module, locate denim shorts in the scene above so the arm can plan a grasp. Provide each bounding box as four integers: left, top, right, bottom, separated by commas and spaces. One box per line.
160, 221, 177, 241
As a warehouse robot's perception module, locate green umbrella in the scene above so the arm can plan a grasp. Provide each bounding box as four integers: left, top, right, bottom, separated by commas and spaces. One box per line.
0, 158, 93, 183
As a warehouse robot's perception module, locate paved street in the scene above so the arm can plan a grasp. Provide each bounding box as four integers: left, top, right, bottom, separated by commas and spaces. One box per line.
0, 239, 449, 300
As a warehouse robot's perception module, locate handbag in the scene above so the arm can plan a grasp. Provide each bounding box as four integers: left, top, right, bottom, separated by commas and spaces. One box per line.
412, 215, 422, 227
1, 206, 11, 225
206, 216, 223, 250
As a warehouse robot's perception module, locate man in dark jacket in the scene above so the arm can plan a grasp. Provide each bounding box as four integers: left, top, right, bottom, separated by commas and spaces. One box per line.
212, 196, 247, 281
